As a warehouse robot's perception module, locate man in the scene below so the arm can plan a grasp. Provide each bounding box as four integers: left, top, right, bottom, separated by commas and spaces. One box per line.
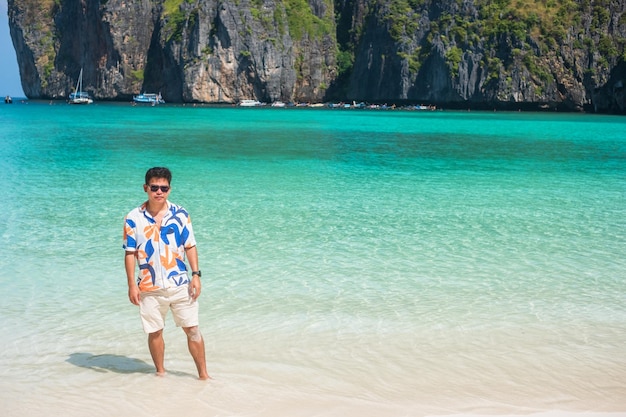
123, 167, 210, 380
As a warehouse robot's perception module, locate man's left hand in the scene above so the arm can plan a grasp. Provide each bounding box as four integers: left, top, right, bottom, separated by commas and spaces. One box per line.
189, 275, 202, 300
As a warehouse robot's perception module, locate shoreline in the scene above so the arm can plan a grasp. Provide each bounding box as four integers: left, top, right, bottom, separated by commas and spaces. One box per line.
5, 97, 625, 115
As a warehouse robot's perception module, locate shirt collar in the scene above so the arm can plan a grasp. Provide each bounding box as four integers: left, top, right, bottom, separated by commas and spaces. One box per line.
139, 200, 172, 222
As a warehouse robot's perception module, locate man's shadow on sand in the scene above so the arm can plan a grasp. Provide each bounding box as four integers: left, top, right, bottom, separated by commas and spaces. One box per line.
67, 352, 155, 374
67, 352, 195, 377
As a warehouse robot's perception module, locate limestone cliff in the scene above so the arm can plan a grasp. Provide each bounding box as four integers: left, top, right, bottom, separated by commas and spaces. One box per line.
8, 0, 335, 103
7, 0, 626, 112
337, 0, 626, 112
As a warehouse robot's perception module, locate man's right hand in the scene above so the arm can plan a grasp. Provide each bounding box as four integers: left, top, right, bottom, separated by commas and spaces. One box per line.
128, 285, 140, 306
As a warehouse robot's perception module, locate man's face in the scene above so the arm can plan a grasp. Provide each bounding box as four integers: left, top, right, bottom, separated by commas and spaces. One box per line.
144, 177, 171, 203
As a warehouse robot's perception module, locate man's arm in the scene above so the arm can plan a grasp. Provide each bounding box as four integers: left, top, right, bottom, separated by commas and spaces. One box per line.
125, 251, 140, 305
186, 245, 201, 300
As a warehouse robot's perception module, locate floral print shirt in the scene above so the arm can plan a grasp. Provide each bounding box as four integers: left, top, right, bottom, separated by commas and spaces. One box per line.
123, 201, 196, 292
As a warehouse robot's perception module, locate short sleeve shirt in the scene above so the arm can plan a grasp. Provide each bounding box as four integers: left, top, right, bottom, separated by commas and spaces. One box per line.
123, 201, 196, 292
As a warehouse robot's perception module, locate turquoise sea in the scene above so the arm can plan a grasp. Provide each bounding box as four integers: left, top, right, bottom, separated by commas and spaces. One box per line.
0, 101, 625, 417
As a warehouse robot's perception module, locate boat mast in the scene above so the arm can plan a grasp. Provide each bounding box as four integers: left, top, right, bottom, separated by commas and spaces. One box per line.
75, 68, 83, 95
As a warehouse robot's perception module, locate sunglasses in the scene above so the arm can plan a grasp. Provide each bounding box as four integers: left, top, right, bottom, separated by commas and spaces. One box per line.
148, 185, 170, 192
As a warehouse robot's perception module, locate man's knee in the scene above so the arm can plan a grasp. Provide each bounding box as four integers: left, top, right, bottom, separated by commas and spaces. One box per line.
148, 329, 163, 339
185, 326, 202, 342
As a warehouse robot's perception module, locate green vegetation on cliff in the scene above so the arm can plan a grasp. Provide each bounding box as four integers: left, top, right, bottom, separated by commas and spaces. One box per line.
162, 0, 195, 42
367, 0, 625, 79
18, 0, 59, 86
283, 0, 334, 40
162, 0, 335, 43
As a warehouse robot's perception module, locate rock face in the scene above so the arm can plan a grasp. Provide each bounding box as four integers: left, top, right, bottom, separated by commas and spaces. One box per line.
8, 0, 336, 103
7, 0, 626, 112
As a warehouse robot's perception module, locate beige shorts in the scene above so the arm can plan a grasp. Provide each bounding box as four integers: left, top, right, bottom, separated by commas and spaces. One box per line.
139, 286, 199, 334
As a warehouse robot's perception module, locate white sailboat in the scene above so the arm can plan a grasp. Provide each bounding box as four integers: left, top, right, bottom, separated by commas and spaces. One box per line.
69, 68, 93, 104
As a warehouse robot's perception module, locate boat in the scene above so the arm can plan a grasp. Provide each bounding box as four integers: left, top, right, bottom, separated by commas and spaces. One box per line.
239, 99, 262, 107
133, 93, 165, 105
4, 95, 12, 104
271, 101, 286, 107
69, 69, 93, 104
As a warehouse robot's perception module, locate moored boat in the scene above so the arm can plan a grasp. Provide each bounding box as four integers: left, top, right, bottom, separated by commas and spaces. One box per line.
4, 95, 12, 104
239, 99, 262, 107
133, 93, 165, 105
69, 69, 93, 104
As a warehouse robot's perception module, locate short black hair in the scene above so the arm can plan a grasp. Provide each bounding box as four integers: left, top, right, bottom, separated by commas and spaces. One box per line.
145, 167, 172, 185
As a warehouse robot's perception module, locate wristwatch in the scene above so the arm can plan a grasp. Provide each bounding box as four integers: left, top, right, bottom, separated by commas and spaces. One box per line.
192, 270, 202, 277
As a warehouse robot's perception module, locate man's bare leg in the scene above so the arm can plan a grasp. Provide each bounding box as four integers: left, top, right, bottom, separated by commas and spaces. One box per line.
148, 329, 166, 376
184, 326, 210, 380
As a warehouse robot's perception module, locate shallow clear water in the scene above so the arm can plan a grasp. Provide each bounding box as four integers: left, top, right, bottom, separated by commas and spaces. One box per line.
1, 102, 625, 416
